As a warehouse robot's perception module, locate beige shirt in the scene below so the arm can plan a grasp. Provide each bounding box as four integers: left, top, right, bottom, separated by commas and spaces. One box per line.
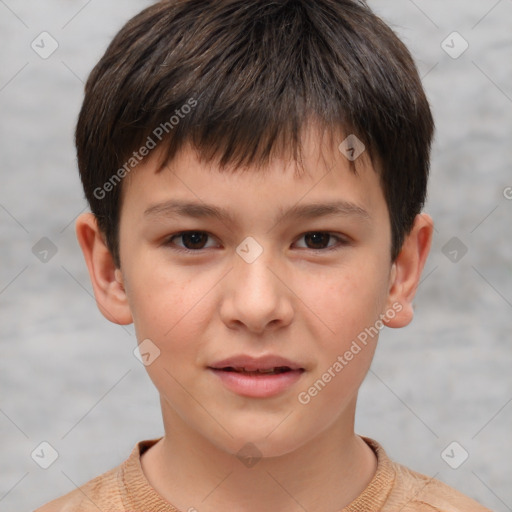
35, 437, 491, 512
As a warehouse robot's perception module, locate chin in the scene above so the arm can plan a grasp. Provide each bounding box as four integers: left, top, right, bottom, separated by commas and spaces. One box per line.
204, 420, 314, 460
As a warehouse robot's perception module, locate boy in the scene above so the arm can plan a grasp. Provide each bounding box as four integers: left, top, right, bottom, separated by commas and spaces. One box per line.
36, 0, 491, 510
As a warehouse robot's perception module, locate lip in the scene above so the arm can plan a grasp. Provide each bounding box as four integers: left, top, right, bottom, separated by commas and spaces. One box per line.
208, 354, 305, 398
209, 354, 304, 372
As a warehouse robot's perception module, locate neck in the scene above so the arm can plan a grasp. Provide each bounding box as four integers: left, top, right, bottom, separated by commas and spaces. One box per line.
141, 397, 377, 512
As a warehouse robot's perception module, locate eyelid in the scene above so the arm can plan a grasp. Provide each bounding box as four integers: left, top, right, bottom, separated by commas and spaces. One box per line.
164, 231, 220, 253
165, 230, 350, 254
293, 232, 350, 251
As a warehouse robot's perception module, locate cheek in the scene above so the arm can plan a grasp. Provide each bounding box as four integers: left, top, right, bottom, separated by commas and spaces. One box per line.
295, 259, 388, 343
294, 268, 383, 416
127, 258, 190, 329
126, 264, 215, 360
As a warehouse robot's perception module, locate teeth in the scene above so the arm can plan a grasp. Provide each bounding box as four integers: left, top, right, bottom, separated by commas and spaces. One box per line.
229, 367, 289, 374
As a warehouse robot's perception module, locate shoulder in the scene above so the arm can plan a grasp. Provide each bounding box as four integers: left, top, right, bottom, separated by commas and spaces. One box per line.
33, 465, 123, 512
385, 461, 492, 512
34, 438, 162, 512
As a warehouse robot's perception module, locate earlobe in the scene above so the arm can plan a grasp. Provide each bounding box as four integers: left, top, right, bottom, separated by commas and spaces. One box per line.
383, 213, 433, 328
75, 213, 133, 325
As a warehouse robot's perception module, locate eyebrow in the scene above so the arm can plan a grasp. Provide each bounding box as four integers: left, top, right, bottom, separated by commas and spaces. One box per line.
144, 199, 370, 227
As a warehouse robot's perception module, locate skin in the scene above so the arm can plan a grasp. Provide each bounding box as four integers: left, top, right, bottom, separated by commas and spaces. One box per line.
76, 125, 433, 512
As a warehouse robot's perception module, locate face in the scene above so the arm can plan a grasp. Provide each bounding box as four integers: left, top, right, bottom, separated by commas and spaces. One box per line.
114, 129, 399, 457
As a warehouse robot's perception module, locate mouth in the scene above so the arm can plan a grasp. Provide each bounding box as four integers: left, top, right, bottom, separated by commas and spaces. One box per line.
214, 366, 299, 375
209, 354, 304, 373
208, 355, 305, 398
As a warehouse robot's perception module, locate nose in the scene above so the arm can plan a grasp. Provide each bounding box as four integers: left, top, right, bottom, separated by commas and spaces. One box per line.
219, 248, 294, 334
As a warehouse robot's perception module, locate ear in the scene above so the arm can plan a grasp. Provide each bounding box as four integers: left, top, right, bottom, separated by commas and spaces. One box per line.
383, 213, 433, 328
75, 213, 133, 325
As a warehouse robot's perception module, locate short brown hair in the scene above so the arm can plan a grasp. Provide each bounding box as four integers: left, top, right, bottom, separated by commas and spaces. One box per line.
76, 0, 434, 267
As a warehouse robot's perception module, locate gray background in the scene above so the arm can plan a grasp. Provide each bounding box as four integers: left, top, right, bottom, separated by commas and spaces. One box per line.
0, 1, 511, 511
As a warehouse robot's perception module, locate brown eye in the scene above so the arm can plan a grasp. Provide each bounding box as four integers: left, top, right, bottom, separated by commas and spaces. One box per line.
167, 231, 216, 252
304, 232, 331, 250
295, 232, 346, 251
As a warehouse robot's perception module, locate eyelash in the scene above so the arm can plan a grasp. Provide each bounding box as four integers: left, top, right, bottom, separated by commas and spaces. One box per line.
164, 231, 350, 254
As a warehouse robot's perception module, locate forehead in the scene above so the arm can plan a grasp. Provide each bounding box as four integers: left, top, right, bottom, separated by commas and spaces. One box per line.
119, 127, 387, 228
